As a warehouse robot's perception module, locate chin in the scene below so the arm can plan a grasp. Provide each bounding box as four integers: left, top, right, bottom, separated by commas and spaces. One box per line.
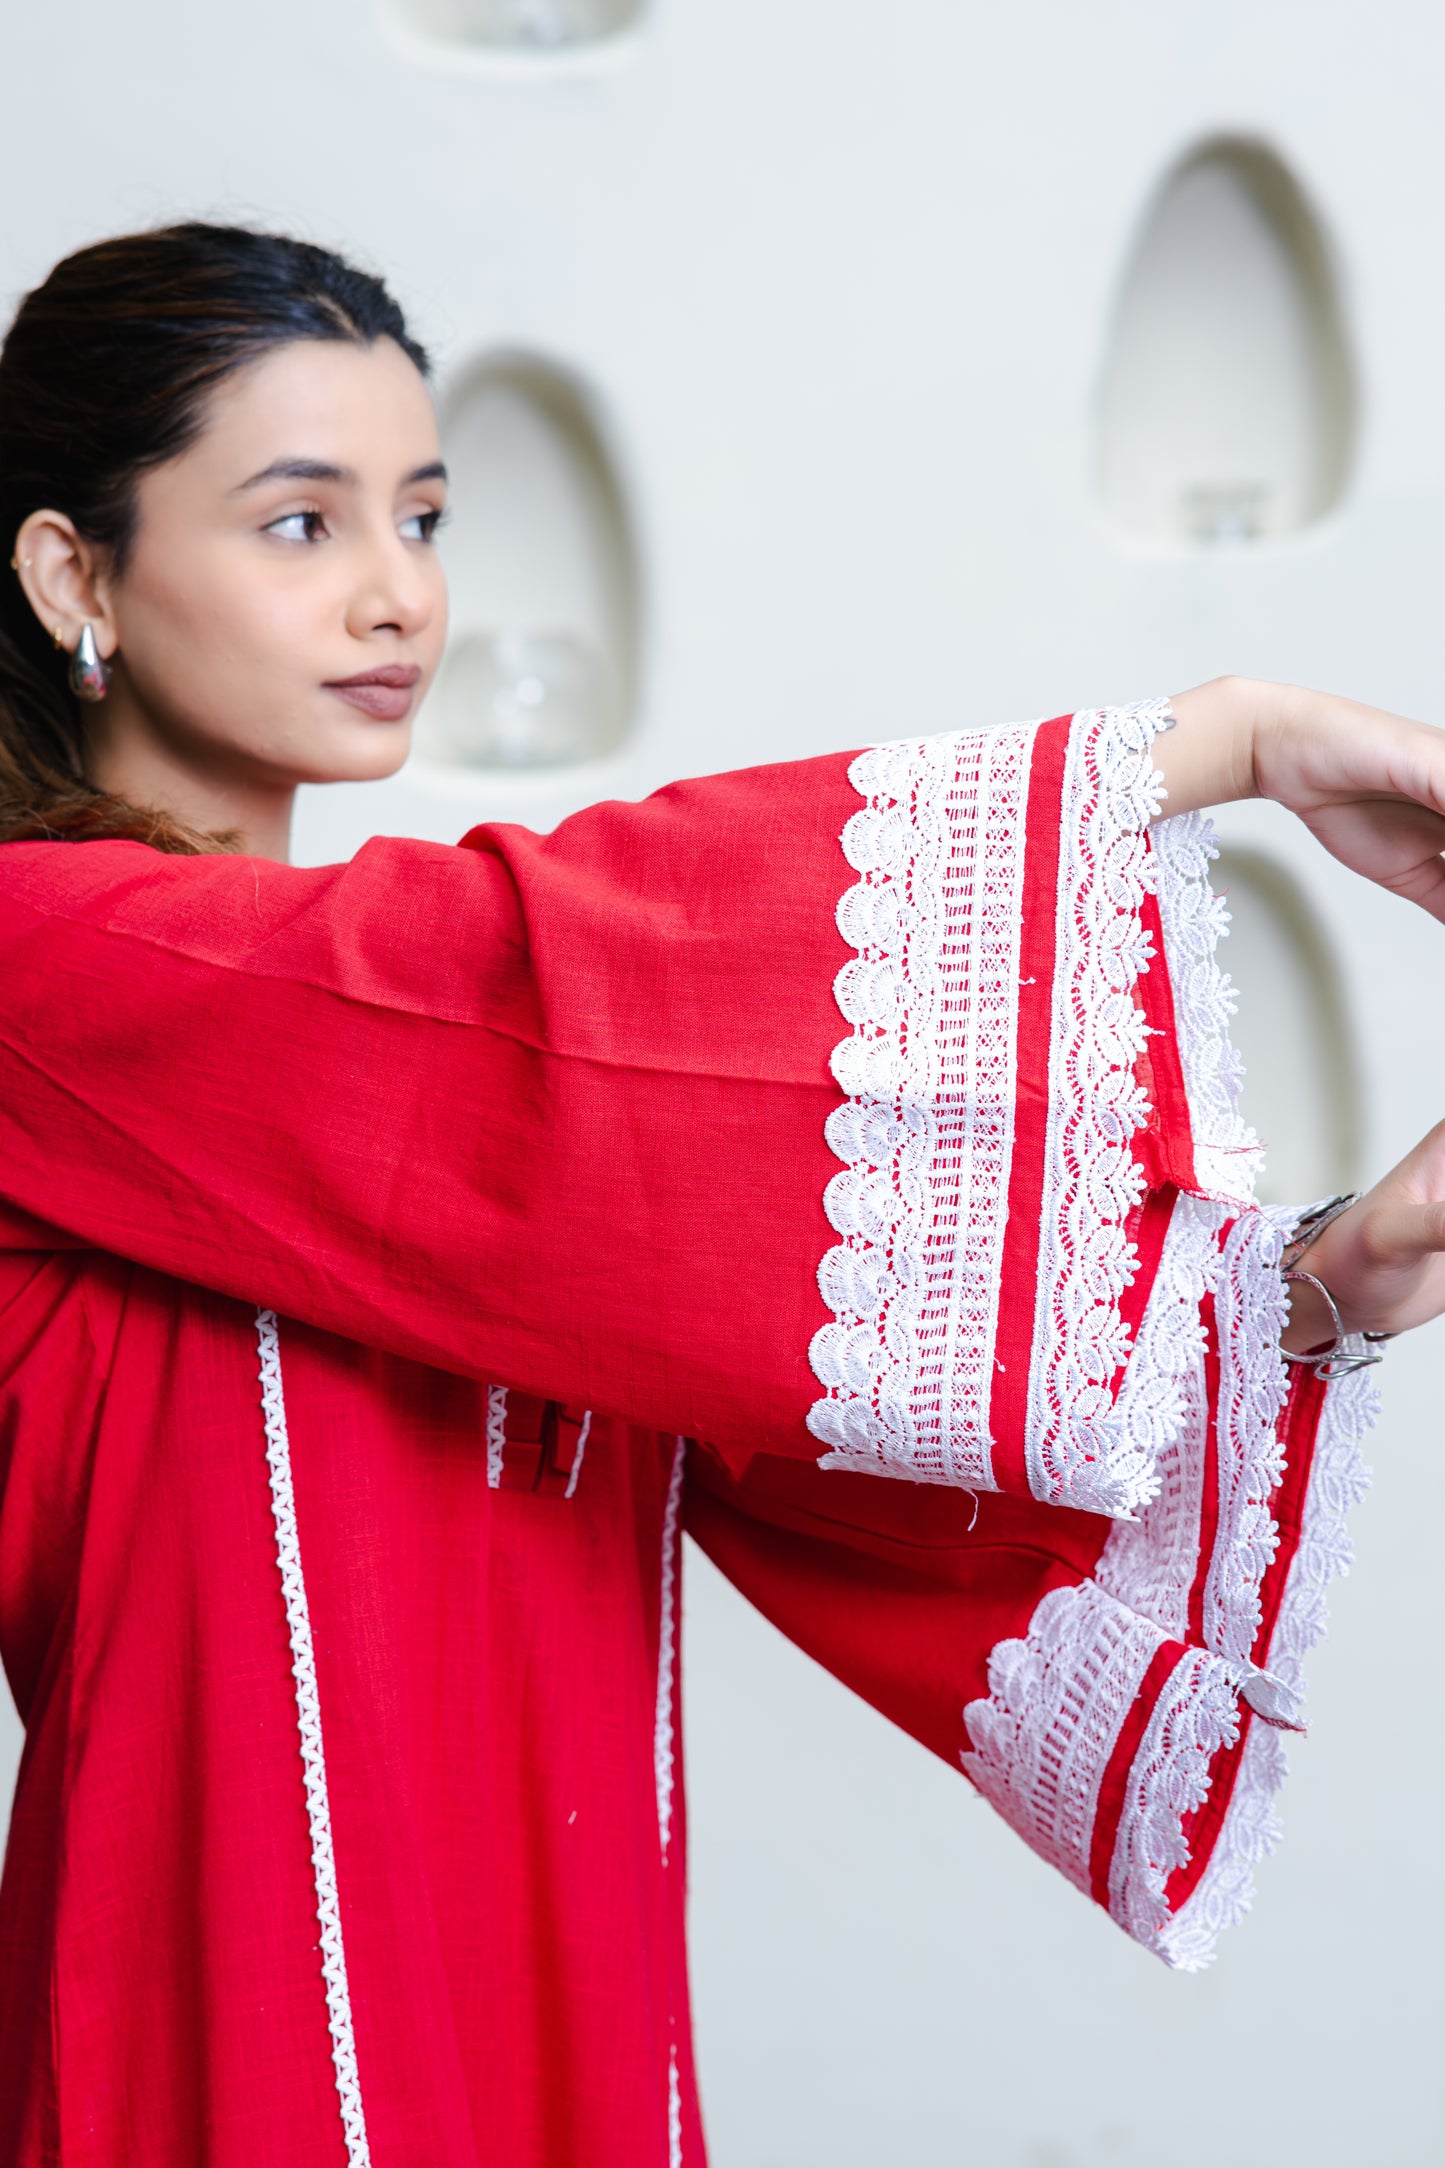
304, 725, 414, 785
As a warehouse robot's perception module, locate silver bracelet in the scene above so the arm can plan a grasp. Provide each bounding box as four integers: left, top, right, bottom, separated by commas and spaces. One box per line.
1280, 1193, 1396, 1378
1281, 1192, 1359, 1271
1281, 1268, 1390, 1379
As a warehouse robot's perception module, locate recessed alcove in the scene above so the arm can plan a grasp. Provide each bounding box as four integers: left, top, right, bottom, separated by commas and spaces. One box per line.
395, 0, 642, 50
1096, 139, 1355, 544
1214, 848, 1362, 1207
420, 356, 640, 771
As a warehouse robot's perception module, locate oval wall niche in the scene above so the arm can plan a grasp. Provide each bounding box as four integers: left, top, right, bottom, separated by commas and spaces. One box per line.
1096, 139, 1355, 544
397, 0, 641, 49
422, 357, 640, 771
1214, 848, 1362, 1208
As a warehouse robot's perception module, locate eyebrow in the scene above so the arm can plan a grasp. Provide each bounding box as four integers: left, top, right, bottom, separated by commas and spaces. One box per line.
232, 456, 449, 493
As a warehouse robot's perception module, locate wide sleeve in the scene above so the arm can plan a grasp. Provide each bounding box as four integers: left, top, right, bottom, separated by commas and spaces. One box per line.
0, 699, 1375, 1520
687, 1312, 1375, 1970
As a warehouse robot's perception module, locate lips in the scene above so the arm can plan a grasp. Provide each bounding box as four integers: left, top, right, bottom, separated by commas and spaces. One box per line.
323, 663, 422, 723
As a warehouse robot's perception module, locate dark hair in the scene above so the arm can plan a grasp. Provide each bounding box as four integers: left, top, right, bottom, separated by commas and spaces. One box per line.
0, 222, 430, 852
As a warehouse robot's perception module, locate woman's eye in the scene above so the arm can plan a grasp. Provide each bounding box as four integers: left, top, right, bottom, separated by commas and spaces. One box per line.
400, 507, 447, 544
265, 509, 327, 544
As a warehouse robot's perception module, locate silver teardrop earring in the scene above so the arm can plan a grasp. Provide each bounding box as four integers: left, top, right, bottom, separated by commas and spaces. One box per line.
69, 622, 111, 703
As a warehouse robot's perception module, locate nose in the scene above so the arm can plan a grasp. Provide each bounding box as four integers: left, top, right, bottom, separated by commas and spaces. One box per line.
344, 519, 440, 644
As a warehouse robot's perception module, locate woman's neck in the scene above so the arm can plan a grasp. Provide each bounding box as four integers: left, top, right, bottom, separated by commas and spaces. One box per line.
86, 690, 295, 861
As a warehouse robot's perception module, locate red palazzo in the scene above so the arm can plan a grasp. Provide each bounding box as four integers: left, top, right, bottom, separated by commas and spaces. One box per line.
0, 703, 1374, 2164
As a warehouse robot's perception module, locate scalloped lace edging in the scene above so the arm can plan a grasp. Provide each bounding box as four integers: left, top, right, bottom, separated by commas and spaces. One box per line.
806, 721, 1035, 1488
1098, 1205, 1292, 1674
1201, 1210, 1292, 1668
1156, 1353, 1376, 1970
1022, 702, 1170, 1514
963, 1203, 1376, 1968
1106, 1645, 1243, 1954
1097, 1191, 1222, 1630
808, 702, 1178, 1506
1099, 1212, 1291, 1959
963, 1579, 1168, 1894
1149, 811, 1260, 1205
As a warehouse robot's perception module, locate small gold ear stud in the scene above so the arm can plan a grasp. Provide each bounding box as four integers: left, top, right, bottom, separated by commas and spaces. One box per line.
8, 552, 30, 573
52, 624, 64, 649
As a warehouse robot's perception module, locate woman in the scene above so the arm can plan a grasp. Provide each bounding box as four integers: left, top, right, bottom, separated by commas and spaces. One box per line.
0, 223, 1443, 2167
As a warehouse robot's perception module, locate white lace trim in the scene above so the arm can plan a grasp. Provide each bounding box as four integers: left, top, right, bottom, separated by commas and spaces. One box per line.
1150, 811, 1260, 1206
1098, 1206, 1294, 1687
1157, 1353, 1375, 1970
966, 1258, 1377, 1970
486, 1384, 507, 1491
1202, 1212, 1291, 1667
255, 1310, 372, 2168
1106, 1646, 1242, 1950
962, 1579, 1167, 1895
807, 722, 1034, 1488
809, 703, 1199, 1510
655, 1437, 686, 1861
1024, 702, 1170, 1514
1097, 1191, 1221, 1638
810, 703, 1265, 1517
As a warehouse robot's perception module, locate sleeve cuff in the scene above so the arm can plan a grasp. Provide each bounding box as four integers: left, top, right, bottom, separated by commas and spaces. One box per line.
807, 699, 1261, 1516
962, 1210, 1375, 1968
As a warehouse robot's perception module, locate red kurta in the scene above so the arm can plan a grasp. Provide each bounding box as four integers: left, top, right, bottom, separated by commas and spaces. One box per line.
0, 703, 1374, 2164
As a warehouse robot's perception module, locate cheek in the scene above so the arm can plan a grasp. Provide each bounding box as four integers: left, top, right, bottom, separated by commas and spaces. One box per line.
118, 549, 322, 701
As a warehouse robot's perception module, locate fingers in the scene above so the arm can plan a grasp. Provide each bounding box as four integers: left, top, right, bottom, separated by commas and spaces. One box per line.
1376, 853, 1445, 923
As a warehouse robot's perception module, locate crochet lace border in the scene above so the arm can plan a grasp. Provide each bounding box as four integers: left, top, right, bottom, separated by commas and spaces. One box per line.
963, 1209, 1376, 1968
1157, 1354, 1375, 1968
807, 719, 1032, 1489
810, 702, 1253, 1515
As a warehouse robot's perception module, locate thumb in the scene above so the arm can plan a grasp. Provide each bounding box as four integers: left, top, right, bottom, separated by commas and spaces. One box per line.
1356, 1195, 1445, 1265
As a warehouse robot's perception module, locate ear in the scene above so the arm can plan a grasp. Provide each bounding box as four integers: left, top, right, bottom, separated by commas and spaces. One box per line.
11, 509, 119, 661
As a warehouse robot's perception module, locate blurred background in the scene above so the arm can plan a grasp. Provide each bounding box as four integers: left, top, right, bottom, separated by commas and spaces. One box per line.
1, 3, 1442, 2160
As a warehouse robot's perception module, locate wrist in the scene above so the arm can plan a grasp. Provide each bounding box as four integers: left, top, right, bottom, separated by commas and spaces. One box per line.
1157, 676, 1265, 817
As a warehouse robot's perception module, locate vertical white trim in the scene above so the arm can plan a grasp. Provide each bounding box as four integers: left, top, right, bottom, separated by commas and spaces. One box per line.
667, 2042, 683, 2168
255, 1308, 372, 2168
1106, 1644, 1242, 1952
1023, 702, 1170, 1515
1096, 1191, 1220, 1639
486, 1383, 508, 1489
564, 1409, 592, 1500
655, 1436, 686, 1861
656, 1440, 688, 2162
1156, 1350, 1376, 1970
807, 722, 1034, 1489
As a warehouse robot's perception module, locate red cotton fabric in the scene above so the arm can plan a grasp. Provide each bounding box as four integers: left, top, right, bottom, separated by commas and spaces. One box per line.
0, 709, 1374, 2165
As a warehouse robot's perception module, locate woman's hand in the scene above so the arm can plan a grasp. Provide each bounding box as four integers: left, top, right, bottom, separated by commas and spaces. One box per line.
1282, 1122, 1445, 1350
1154, 678, 1445, 1351
1160, 677, 1445, 921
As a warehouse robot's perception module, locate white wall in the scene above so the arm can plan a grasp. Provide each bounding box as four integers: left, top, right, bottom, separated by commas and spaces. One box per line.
1, 4, 1442, 2159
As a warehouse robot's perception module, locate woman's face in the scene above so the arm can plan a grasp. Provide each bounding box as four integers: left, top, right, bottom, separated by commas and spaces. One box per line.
94, 336, 448, 787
